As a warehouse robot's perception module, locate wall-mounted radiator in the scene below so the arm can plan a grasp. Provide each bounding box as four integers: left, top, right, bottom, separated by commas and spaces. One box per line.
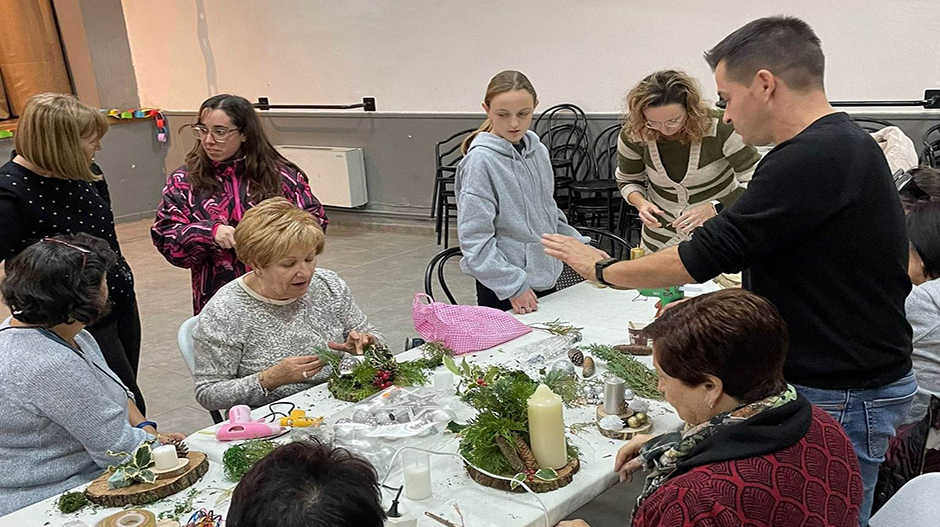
275, 145, 368, 208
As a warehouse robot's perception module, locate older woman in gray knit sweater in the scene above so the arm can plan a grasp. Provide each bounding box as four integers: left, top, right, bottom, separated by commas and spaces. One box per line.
193, 198, 383, 412
0, 234, 184, 516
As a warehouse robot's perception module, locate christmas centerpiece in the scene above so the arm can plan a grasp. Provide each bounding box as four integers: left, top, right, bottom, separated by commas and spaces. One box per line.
321, 343, 449, 402
444, 356, 581, 493
85, 439, 208, 507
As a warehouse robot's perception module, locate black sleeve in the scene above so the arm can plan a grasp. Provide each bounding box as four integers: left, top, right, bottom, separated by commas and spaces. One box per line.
678, 141, 853, 282
91, 164, 112, 206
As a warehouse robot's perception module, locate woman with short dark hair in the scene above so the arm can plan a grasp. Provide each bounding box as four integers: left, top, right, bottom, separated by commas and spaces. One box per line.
561, 289, 862, 527
227, 439, 385, 527
0, 234, 183, 515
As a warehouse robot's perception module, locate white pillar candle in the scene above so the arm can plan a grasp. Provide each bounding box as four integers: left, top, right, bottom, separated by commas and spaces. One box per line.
527, 384, 567, 469
433, 370, 454, 391
152, 444, 178, 471
402, 450, 432, 500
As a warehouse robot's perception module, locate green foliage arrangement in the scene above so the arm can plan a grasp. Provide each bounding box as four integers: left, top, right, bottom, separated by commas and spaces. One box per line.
321, 343, 452, 402
584, 343, 663, 400
443, 356, 578, 484
222, 439, 278, 481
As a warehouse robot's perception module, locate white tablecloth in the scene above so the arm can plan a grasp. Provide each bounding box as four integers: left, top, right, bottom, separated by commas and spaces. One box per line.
4, 281, 718, 527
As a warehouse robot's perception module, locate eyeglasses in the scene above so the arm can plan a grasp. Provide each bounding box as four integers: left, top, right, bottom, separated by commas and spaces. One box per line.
716, 98, 728, 110
190, 124, 240, 142
43, 238, 91, 270
644, 114, 686, 131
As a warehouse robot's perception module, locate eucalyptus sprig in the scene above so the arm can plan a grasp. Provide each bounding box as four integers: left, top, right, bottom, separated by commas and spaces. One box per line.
584, 343, 663, 400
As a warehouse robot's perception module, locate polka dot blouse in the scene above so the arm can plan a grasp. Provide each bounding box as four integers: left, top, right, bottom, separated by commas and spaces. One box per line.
0, 160, 136, 318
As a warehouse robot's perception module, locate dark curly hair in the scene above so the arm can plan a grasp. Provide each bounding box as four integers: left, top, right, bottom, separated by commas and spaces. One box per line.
227, 439, 386, 527
1, 233, 116, 327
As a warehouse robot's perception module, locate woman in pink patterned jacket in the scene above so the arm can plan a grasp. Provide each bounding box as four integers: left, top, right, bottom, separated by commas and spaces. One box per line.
152, 94, 328, 314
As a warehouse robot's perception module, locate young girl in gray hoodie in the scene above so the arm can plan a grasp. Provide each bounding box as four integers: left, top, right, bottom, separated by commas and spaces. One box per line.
455, 70, 587, 314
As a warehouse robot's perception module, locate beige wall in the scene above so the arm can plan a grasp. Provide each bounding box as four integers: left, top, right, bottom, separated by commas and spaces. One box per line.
121, 0, 940, 112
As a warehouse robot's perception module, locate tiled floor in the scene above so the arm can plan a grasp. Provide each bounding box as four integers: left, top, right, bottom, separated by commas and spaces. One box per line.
0, 218, 475, 437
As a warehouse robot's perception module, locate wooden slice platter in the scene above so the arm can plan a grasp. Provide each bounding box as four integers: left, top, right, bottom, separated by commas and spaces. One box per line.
465, 456, 580, 493
86, 451, 208, 507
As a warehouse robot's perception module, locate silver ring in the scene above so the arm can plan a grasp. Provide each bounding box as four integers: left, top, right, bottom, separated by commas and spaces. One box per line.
302, 371, 308, 379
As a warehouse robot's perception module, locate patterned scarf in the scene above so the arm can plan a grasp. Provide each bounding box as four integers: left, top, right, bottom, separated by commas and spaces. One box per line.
633, 384, 798, 512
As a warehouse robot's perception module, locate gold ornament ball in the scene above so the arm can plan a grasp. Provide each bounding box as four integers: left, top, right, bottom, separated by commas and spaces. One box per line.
635, 412, 648, 424
626, 416, 641, 429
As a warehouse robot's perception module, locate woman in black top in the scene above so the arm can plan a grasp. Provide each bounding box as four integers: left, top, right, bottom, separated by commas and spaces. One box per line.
0, 93, 145, 413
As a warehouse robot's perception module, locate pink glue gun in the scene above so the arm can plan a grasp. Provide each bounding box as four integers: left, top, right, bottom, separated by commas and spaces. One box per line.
215, 405, 284, 441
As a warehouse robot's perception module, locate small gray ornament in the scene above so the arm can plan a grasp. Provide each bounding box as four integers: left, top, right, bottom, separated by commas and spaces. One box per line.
551, 360, 576, 378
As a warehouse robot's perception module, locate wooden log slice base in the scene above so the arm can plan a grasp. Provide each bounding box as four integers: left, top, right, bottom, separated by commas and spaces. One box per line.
86, 451, 208, 507
465, 456, 580, 493
596, 406, 652, 440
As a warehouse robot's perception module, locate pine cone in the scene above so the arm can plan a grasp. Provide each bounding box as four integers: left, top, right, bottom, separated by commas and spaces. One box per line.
168, 438, 189, 457
495, 436, 527, 474
513, 433, 540, 472
567, 348, 584, 366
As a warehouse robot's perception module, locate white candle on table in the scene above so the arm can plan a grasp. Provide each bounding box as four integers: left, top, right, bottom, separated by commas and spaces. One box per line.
152, 444, 178, 471
402, 450, 432, 500
527, 384, 567, 469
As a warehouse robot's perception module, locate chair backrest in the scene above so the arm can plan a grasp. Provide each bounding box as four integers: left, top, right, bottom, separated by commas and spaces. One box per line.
555, 226, 634, 291
534, 104, 591, 166
177, 315, 199, 374
852, 117, 895, 133
436, 128, 476, 174
424, 247, 463, 304
545, 123, 592, 180
922, 123, 940, 168
592, 123, 623, 181
178, 315, 225, 424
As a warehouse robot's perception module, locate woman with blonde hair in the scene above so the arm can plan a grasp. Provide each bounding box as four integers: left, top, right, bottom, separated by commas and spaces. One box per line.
152, 94, 328, 315
193, 197, 382, 411
618, 70, 760, 252
456, 70, 587, 314
0, 93, 147, 413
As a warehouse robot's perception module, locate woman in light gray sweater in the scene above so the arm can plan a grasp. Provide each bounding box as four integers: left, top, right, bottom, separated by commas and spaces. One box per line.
456, 70, 587, 314
0, 234, 183, 516
905, 201, 940, 424
193, 198, 382, 411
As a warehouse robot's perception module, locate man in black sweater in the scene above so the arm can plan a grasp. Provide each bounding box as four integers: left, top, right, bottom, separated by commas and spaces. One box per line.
543, 17, 913, 526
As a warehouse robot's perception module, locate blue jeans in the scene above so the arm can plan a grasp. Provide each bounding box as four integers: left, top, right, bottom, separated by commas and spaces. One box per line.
795, 371, 916, 527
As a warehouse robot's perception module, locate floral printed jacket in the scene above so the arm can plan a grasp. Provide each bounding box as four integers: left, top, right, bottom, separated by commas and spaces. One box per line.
152, 158, 328, 314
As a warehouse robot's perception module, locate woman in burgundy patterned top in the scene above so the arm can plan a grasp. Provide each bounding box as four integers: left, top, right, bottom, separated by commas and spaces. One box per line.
152, 94, 328, 314
560, 290, 862, 527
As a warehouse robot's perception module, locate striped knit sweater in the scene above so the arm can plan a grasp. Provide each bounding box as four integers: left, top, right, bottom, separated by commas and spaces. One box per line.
616, 111, 760, 252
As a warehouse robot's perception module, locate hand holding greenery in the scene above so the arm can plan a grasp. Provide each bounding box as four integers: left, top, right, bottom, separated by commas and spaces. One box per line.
320, 343, 450, 402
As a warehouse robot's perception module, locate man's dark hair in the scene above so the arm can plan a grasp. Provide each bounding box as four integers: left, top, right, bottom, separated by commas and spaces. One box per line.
1, 233, 115, 327
226, 439, 386, 527
908, 201, 940, 280
705, 16, 825, 91
643, 289, 788, 403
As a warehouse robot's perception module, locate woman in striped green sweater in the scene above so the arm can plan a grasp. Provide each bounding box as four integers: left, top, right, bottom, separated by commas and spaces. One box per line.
617, 70, 761, 252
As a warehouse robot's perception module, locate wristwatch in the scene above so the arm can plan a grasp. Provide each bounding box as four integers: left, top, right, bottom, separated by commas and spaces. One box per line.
595, 258, 620, 286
